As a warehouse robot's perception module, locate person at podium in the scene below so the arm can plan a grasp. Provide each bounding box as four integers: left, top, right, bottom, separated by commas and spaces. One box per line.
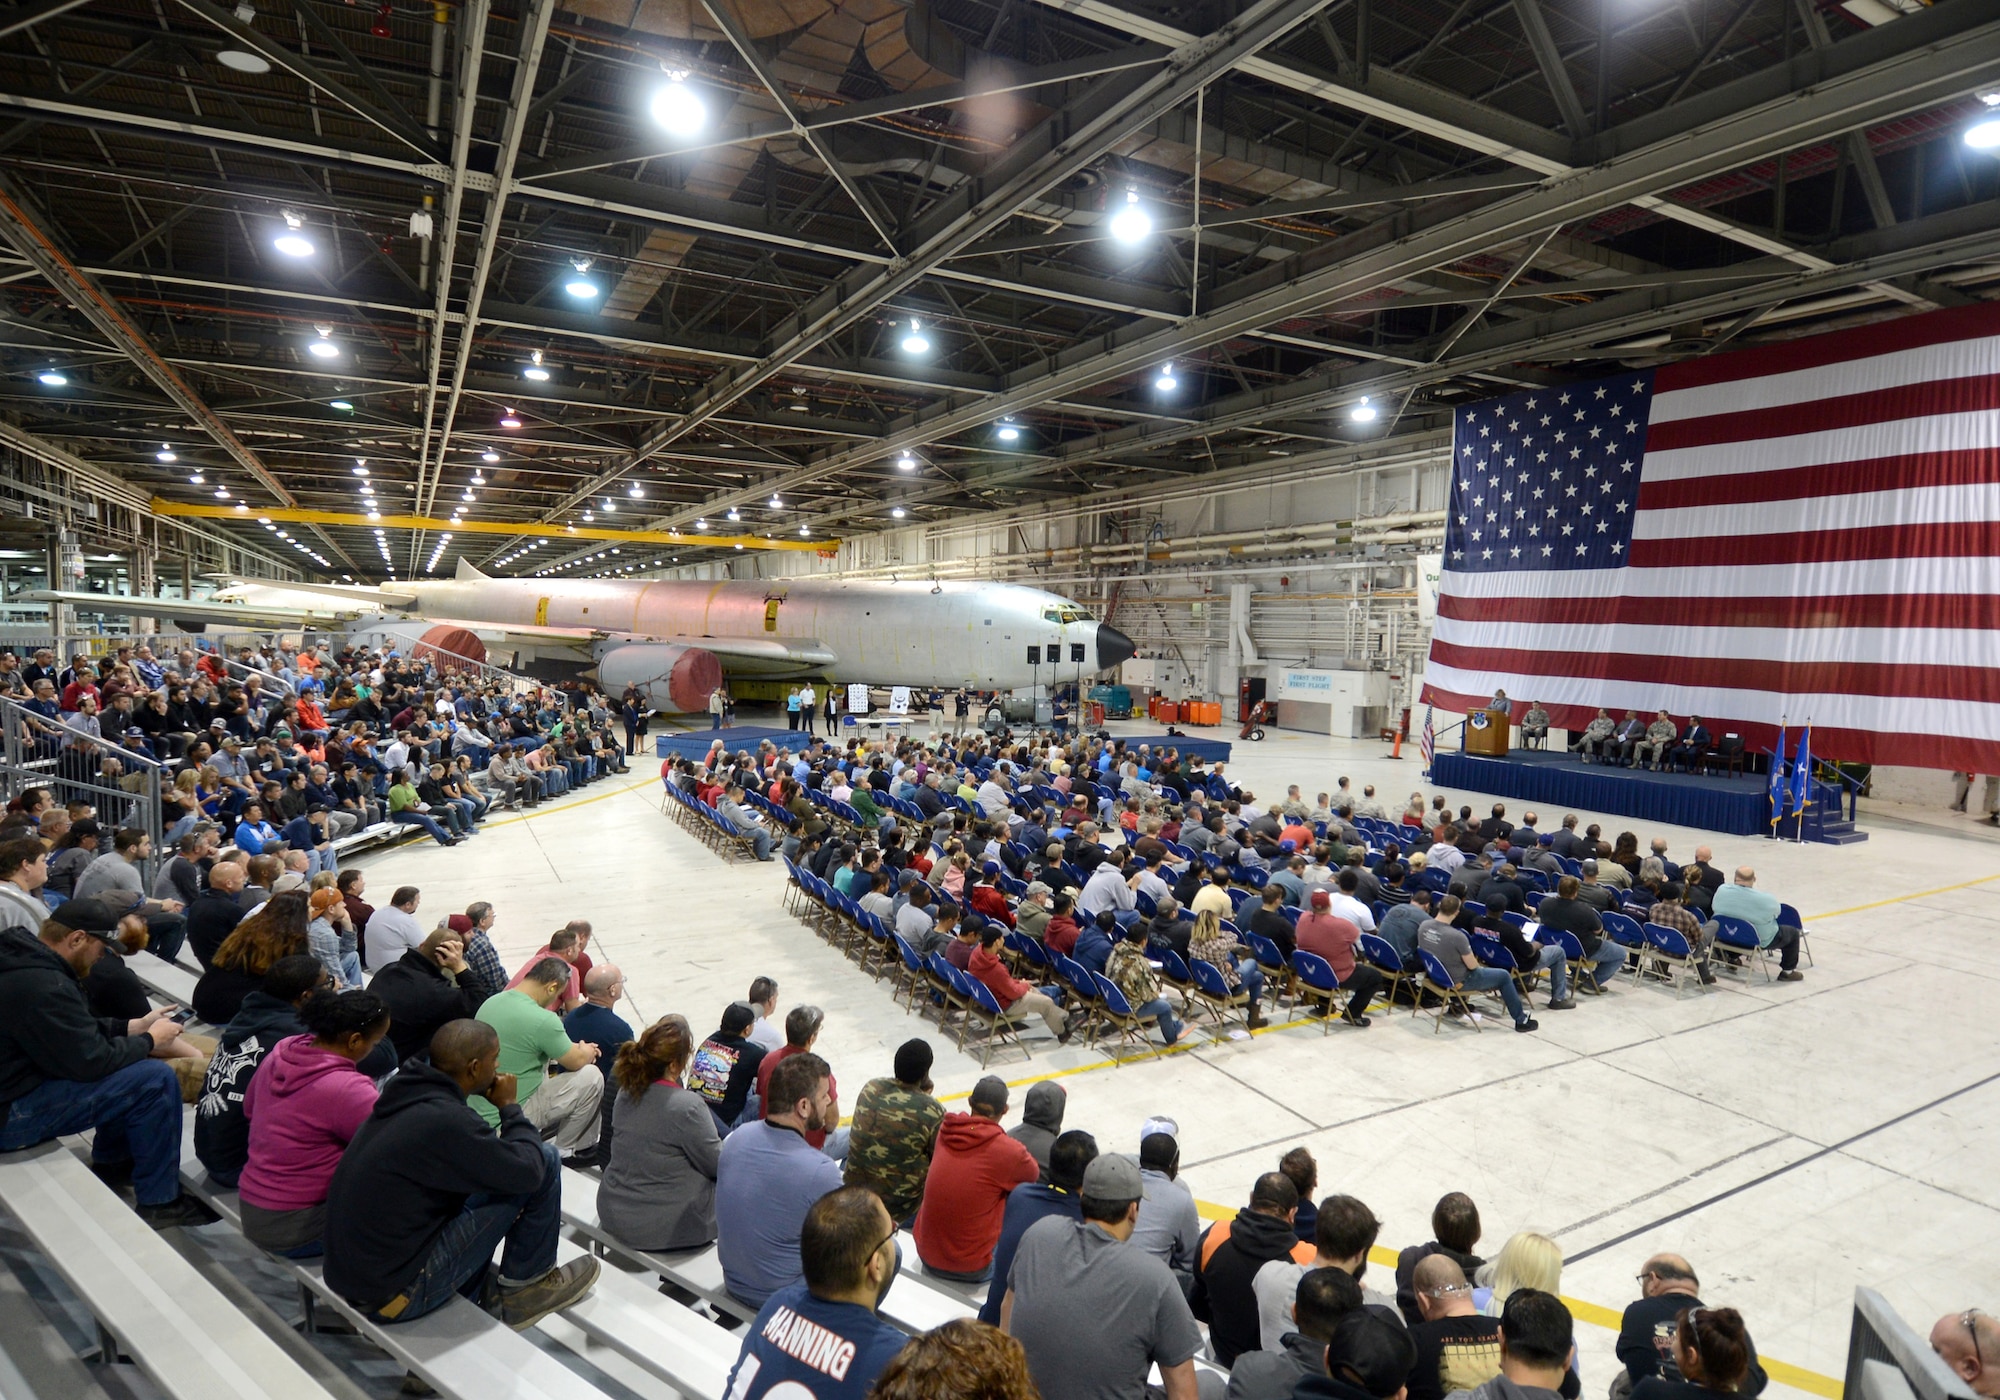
1633, 711, 1679, 770
1518, 702, 1550, 750
1486, 689, 1513, 717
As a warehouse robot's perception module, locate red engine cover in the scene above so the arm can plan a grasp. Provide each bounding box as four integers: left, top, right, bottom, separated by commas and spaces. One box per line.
413, 625, 487, 667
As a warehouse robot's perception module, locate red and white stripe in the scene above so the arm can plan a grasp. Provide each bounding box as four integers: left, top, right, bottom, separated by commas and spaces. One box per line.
1423, 303, 2000, 771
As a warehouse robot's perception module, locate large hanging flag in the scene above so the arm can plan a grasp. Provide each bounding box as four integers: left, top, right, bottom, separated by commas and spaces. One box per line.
1769, 722, 1788, 827
1789, 723, 1814, 818
1420, 304, 2000, 771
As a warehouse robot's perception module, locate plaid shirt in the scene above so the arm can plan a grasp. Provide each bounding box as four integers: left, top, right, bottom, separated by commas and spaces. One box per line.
461, 929, 507, 997
1649, 899, 1701, 942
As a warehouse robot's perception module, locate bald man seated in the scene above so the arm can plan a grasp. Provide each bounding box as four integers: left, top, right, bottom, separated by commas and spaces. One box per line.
1613, 1254, 1769, 1400
1933, 1310, 2000, 1397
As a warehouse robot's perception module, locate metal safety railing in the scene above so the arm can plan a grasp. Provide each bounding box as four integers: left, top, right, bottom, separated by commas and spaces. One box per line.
1, 692, 168, 886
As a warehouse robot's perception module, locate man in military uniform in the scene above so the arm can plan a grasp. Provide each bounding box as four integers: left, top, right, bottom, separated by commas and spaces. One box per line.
1633, 710, 1679, 770
1518, 702, 1551, 750
1576, 709, 1616, 763
841, 1038, 944, 1226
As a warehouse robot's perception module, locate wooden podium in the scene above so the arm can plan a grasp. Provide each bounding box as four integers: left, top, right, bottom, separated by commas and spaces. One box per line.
1465, 707, 1511, 756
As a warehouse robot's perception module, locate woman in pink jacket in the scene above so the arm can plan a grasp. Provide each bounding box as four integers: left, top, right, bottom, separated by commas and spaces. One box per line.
237, 988, 390, 1256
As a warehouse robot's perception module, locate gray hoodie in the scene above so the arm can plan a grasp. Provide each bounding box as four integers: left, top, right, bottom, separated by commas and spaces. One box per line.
1006, 1081, 1065, 1182
1448, 1373, 1566, 1400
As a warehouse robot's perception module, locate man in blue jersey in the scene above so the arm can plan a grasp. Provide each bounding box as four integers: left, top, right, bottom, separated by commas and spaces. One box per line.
722, 1185, 908, 1399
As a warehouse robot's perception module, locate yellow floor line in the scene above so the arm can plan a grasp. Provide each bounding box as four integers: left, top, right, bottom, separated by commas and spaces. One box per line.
1806, 868, 2000, 921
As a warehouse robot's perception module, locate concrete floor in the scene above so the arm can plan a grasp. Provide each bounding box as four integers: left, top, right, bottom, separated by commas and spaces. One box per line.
347, 716, 1999, 1399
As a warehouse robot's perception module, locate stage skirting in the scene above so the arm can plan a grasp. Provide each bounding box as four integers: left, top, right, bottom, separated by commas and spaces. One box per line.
1429, 750, 1768, 836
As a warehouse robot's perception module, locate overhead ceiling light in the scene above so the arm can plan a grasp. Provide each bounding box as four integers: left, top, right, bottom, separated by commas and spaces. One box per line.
1108, 187, 1152, 245
564, 259, 599, 300
471, 472, 486, 485
1350, 395, 1379, 424
603, 499, 618, 513
726, 509, 740, 522
995, 419, 1021, 442
360, 485, 374, 496
214, 488, 230, 498
627, 483, 644, 498
461, 489, 474, 501
696, 518, 708, 529
156, 445, 177, 462
188, 473, 204, 485
523, 349, 551, 382
234, 503, 249, 513
330, 398, 353, 411
500, 410, 522, 429
892, 505, 907, 518
481, 450, 500, 463
352, 462, 368, 475
1967, 107, 2000, 150
257, 516, 272, 524
217, 46, 270, 73
37, 369, 66, 387
900, 318, 930, 355
651, 68, 706, 138
798, 524, 810, 536
896, 451, 917, 471
1154, 362, 1178, 392
308, 324, 339, 359
273, 210, 314, 258
583, 510, 594, 522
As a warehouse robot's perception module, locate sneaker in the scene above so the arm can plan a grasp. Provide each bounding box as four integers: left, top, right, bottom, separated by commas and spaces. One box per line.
490, 1257, 600, 1331
1777, 969, 1804, 982
1546, 997, 1576, 1011
562, 1147, 604, 1170
137, 1192, 221, 1230
1513, 1017, 1539, 1033
1342, 1010, 1372, 1028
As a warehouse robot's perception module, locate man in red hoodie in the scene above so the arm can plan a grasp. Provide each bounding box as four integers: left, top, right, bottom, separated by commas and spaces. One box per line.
968, 926, 1072, 1042
966, 865, 1015, 927
911, 1074, 1038, 1283
1043, 891, 1081, 957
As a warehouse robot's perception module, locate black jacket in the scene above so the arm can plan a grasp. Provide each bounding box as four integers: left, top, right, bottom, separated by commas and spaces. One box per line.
0, 926, 152, 1108
1196, 1207, 1307, 1366
370, 949, 491, 1062
193, 989, 306, 1186
192, 963, 264, 1029
323, 1059, 550, 1310
83, 947, 154, 1023
187, 891, 245, 969
1394, 1243, 1486, 1325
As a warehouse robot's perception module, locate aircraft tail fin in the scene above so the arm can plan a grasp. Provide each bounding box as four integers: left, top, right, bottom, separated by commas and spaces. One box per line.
455, 558, 489, 581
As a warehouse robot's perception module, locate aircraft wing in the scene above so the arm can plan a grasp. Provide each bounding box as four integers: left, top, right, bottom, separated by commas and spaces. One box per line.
684, 636, 841, 672
19, 590, 364, 627
422, 617, 604, 649
220, 578, 419, 608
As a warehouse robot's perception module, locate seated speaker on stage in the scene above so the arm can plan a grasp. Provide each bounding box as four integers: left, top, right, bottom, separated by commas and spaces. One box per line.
1576, 709, 1615, 762
1633, 711, 1679, 770
1608, 711, 1648, 766
1518, 702, 1551, 750
1669, 717, 1713, 773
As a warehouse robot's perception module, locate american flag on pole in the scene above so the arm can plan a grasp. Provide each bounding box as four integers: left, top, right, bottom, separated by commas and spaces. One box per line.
1420, 304, 2000, 771
1419, 703, 1435, 771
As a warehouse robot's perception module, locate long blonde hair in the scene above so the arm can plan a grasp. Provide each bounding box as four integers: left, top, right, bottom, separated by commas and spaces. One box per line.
1484, 1231, 1563, 1314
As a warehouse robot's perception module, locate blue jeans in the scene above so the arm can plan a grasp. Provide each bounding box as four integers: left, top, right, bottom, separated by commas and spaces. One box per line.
1533, 941, 1568, 1000
1458, 966, 1528, 1024
392, 811, 454, 845
1584, 941, 1627, 988
1134, 997, 1184, 1044
368, 1141, 561, 1324
0, 1060, 183, 1205
145, 913, 187, 964
339, 950, 363, 987
1235, 959, 1266, 1006
711, 714, 722, 730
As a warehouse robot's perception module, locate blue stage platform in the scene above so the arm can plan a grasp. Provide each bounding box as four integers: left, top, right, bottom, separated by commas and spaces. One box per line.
1430, 748, 1775, 836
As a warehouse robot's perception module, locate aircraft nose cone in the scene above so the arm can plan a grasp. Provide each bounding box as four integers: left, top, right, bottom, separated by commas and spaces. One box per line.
1095, 624, 1136, 672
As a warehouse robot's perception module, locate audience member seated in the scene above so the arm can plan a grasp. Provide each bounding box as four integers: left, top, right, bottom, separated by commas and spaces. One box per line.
721, 1186, 912, 1400
843, 1037, 945, 1226
371, 926, 492, 1062
1533, 877, 1629, 991
1418, 897, 1538, 1033
1299, 1306, 1419, 1400
1295, 889, 1385, 1027
323, 1019, 599, 1326
689, 1002, 766, 1132
1457, 1290, 1578, 1400
1258, 1193, 1402, 1350
715, 1051, 846, 1308
913, 1074, 1040, 1284
363, 885, 427, 970
193, 890, 311, 1026
474, 955, 604, 1163
597, 1013, 721, 1251
1197, 1171, 1316, 1366
72, 828, 187, 962
237, 988, 389, 1256
754, 1004, 842, 1152
1931, 1309, 2000, 1398
563, 964, 632, 1158
186, 857, 248, 968
1396, 1192, 1486, 1324
195, 955, 330, 1186
1709, 866, 1804, 982
1001, 1153, 1207, 1400
1405, 1254, 1504, 1400
979, 1128, 1098, 1326
1631, 1306, 1759, 1400
1616, 1255, 1767, 1399
1007, 1081, 1066, 1182
0, 897, 216, 1227
1106, 919, 1195, 1046
1232, 1267, 1365, 1400
1132, 1128, 1201, 1285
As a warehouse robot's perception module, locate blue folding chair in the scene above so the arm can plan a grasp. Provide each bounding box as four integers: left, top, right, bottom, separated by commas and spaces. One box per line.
1289, 950, 1344, 1031
1187, 958, 1249, 1028
1710, 913, 1769, 980
1417, 949, 1479, 1032
1089, 972, 1165, 1060
1643, 922, 1702, 995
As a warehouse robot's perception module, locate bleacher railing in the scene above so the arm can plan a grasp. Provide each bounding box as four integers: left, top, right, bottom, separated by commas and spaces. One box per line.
1847, 1287, 1975, 1400
0, 692, 167, 884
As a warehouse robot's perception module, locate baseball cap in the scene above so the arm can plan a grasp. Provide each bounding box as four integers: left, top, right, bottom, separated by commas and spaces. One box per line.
1023, 881, 1051, 899
1311, 889, 1331, 909
1081, 1153, 1147, 1202
44, 895, 130, 942
968, 1075, 1009, 1113
1326, 1309, 1420, 1398
447, 914, 473, 934
123, 726, 146, 738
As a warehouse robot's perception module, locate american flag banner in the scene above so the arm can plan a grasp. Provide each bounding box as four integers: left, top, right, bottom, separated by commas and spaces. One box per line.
1419, 703, 1435, 771
1420, 303, 2000, 771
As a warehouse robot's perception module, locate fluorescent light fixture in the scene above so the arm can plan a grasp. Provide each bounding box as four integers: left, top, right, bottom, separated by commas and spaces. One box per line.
651, 70, 705, 137
37, 369, 66, 386
1350, 395, 1378, 424
273, 211, 313, 258
900, 319, 930, 355
1108, 187, 1151, 244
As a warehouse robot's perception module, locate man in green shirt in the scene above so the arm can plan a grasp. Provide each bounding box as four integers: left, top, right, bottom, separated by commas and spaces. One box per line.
386, 773, 458, 847
474, 956, 604, 1161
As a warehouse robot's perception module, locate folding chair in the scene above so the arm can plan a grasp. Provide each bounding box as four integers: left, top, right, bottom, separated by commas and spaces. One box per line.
1359, 933, 1412, 1005
1154, 947, 1197, 1015
1416, 949, 1480, 1032
1600, 910, 1647, 978
954, 971, 1032, 1067
1468, 931, 1534, 999
1053, 954, 1104, 1041
1710, 913, 1770, 981
1778, 902, 1815, 966
1642, 922, 1703, 996
1239, 929, 1293, 1002
924, 953, 968, 1029
1089, 972, 1164, 1061
1535, 925, 1594, 993
1289, 951, 1344, 1030
1187, 957, 1250, 1029
889, 935, 927, 1011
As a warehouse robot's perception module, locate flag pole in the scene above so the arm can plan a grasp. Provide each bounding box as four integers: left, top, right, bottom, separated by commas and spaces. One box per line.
1798, 715, 1812, 844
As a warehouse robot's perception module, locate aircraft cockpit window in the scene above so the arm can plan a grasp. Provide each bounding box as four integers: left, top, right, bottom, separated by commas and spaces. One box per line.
1042, 606, 1094, 624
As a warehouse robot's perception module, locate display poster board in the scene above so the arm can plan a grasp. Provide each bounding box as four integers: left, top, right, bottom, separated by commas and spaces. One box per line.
888, 686, 911, 714
847, 683, 870, 714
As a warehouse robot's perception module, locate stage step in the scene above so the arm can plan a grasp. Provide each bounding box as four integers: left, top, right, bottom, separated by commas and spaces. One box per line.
1815, 820, 1870, 846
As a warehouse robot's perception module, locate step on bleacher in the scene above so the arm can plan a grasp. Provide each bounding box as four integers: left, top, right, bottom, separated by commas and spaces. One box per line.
0, 1141, 340, 1400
